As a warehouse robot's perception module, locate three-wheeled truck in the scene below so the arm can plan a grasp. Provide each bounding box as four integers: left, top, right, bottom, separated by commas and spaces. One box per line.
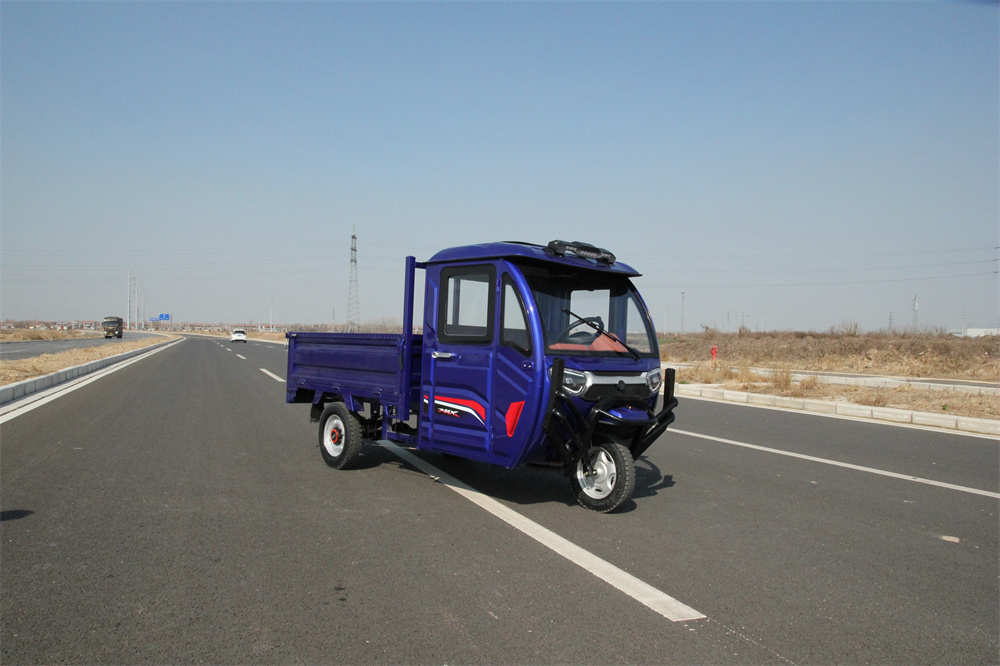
286, 240, 677, 512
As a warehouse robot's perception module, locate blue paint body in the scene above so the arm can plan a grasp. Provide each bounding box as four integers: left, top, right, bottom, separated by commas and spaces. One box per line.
287, 241, 676, 471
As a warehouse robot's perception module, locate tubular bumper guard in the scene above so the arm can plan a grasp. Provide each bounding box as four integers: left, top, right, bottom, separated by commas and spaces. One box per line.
542, 358, 678, 473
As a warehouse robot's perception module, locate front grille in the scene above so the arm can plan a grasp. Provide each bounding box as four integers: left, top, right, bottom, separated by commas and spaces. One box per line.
581, 372, 649, 401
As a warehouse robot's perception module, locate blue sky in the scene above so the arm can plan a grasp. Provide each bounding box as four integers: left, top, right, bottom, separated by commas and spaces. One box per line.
2, 1, 997, 333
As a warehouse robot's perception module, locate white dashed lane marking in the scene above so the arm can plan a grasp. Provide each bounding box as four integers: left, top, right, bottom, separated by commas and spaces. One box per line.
260, 369, 283, 382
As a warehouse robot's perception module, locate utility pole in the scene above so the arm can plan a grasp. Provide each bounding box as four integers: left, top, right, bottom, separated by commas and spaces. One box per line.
138, 278, 143, 331
134, 275, 139, 331
127, 269, 132, 331
131, 273, 138, 332
680, 290, 685, 336
270, 292, 273, 332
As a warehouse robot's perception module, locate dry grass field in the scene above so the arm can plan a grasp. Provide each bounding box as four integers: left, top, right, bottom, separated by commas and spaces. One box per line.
2, 328, 996, 422
0, 332, 177, 386
665, 331, 998, 421
662, 329, 998, 380
1, 329, 102, 342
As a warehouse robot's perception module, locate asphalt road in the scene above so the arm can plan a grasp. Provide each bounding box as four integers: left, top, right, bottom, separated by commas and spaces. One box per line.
1, 336, 997, 664
0, 331, 162, 361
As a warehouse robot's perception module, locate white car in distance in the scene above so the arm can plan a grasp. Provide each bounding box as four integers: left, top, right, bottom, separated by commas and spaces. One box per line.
230, 329, 248, 343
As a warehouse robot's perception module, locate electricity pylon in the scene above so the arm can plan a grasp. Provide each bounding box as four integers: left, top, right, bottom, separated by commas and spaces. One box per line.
347, 227, 361, 333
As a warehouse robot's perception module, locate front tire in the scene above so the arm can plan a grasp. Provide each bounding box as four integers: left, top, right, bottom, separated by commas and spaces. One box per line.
318, 402, 362, 469
570, 437, 635, 513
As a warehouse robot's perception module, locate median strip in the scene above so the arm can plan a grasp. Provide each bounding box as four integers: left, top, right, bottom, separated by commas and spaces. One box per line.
1, 338, 180, 407
1, 340, 182, 422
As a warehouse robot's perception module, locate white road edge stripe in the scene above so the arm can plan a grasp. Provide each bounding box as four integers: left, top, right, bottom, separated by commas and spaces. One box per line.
379, 439, 706, 623
671, 428, 1000, 499
260, 369, 284, 382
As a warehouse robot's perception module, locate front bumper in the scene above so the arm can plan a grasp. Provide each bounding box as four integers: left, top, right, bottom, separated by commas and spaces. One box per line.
541, 359, 678, 470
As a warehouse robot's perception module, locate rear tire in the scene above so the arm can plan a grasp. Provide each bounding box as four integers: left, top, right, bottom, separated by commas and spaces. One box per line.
570, 436, 635, 513
318, 402, 362, 469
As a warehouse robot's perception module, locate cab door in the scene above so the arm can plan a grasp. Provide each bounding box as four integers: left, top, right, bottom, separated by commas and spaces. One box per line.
420, 264, 496, 460
491, 270, 546, 467
419, 263, 544, 467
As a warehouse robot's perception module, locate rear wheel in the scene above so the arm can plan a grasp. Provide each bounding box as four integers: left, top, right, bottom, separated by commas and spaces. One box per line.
570, 436, 635, 513
318, 402, 362, 469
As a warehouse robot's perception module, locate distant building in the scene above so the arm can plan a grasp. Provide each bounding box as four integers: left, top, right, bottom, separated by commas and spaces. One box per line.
963, 328, 1000, 338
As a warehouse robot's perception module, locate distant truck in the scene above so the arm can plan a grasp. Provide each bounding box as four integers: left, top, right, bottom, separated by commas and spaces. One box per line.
102, 316, 124, 339
286, 240, 677, 512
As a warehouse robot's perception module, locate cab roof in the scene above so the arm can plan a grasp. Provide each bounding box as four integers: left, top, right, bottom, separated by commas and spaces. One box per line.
425, 240, 641, 277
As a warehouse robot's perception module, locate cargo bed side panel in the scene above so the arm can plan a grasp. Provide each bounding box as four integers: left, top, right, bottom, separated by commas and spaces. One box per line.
286, 333, 422, 411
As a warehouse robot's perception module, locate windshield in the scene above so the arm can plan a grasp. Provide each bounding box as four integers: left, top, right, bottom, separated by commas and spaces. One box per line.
519, 264, 658, 358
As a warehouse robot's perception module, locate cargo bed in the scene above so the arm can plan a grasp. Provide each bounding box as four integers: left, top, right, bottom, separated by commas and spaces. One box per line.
285, 332, 423, 422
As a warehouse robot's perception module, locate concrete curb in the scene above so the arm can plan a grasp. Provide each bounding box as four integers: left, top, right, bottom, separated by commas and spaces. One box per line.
0, 339, 175, 406
667, 362, 999, 396
675, 383, 999, 437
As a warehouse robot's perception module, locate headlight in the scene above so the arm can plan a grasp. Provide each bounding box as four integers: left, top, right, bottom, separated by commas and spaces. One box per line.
646, 368, 662, 393
560, 368, 588, 396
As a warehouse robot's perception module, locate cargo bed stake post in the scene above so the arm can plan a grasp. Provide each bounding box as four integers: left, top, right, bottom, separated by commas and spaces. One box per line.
399, 256, 418, 419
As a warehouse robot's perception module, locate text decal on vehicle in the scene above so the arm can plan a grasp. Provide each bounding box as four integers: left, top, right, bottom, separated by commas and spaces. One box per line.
423, 395, 486, 425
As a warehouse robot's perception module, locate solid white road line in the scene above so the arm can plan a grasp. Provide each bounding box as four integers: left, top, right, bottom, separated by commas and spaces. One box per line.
670, 428, 1000, 500
379, 439, 706, 623
260, 369, 284, 382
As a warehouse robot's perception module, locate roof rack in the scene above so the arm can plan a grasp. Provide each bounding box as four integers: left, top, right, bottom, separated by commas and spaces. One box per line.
545, 240, 616, 265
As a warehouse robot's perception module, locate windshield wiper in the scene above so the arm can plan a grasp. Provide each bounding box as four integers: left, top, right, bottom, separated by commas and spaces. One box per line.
561, 309, 642, 361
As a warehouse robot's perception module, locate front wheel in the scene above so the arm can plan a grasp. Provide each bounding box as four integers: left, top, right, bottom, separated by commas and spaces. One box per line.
570, 437, 635, 513
318, 402, 362, 469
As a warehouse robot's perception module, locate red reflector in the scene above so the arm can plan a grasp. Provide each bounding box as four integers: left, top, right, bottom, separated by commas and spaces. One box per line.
505, 401, 525, 437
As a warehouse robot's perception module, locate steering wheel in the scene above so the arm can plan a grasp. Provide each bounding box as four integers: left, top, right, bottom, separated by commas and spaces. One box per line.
555, 316, 604, 344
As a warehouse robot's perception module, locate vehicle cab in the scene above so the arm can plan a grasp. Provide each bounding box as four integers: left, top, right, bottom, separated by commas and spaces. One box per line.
418, 240, 675, 511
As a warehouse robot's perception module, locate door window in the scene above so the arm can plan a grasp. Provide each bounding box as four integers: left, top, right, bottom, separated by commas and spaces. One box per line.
501, 276, 531, 356
438, 266, 496, 344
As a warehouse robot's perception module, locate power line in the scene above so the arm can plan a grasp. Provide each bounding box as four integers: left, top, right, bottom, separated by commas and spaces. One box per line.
647, 270, 996, 290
